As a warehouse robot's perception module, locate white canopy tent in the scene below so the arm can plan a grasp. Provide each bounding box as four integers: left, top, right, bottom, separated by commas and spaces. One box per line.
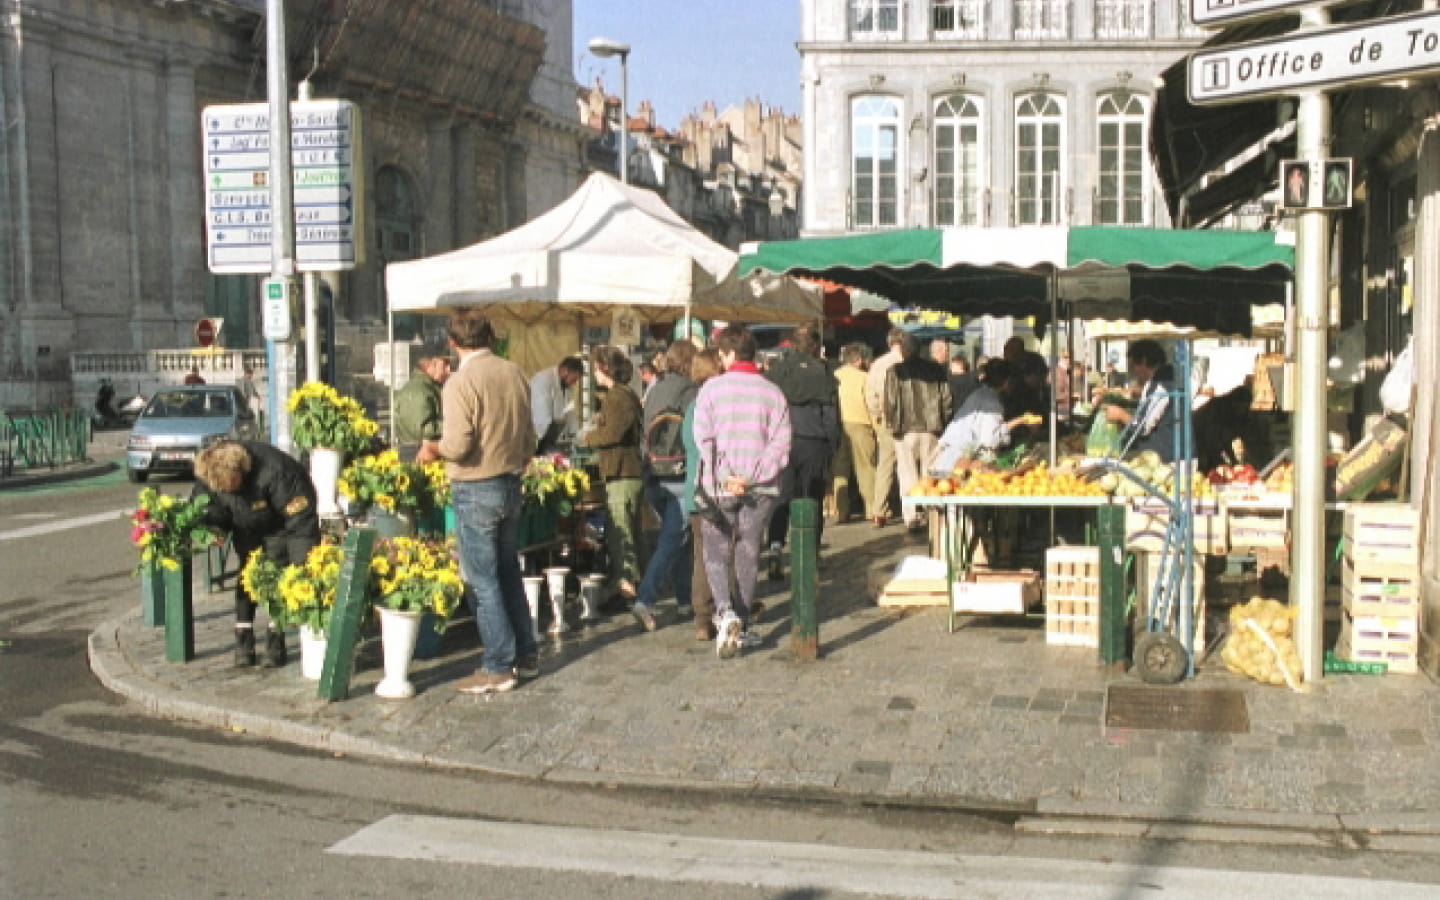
384, 172, 822, 326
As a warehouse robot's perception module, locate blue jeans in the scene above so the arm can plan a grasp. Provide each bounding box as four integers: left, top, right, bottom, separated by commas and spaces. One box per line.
637, 479, 691, 609
452, 475, 535, 674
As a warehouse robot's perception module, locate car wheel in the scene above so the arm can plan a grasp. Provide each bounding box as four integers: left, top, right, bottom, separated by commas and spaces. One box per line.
127, 468, 148, 484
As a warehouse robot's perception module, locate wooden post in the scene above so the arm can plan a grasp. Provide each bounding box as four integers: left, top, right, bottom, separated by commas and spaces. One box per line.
163, 557, 194, 662
318, 527, 375, 701
1097, 504, 1127, 667
789, 498, 819, 661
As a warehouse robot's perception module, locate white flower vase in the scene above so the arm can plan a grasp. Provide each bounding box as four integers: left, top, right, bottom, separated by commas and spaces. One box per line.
298, 624, 327, 680
580, 574, 606, 625
544, 567, 570, 634
522, 576, 545, 644
375, 607, 421, 699
309, 448, 343, 518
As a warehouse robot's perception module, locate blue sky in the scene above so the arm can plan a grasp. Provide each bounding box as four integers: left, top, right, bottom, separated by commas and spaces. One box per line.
573, 1, 802, 129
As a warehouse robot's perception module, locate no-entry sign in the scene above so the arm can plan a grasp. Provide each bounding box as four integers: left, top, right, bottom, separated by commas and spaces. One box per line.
1189, 9, 1440, 104
195, 318, 221, 347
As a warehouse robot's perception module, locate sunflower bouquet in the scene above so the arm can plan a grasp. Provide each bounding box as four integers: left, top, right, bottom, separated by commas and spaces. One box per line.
276, 543, 344, 633
421, 460, 450, 509
129, 487, 220, 573
239, 548, 287, 626
521, 453, 590, 515
369, 536, 464, 627
286, 381, 380, 455
339, 449, 430, 516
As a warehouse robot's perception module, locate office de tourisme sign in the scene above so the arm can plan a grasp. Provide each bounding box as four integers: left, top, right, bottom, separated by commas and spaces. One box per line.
1189, 9, 1440, 104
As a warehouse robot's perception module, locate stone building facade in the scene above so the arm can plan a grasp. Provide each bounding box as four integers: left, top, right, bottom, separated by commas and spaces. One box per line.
0, 0, 587, 408
799, 0, 1207, 234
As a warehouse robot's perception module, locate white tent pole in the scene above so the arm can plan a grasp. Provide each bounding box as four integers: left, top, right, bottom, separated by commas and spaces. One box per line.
387, 306, 396, 448
1049, 270, 1059, 468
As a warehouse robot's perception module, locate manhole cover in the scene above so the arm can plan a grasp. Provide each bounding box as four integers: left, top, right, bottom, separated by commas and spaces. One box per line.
1104, 685, 1250, 733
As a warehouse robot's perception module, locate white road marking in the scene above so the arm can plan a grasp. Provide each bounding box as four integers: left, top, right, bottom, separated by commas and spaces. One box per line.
0, 508, 130, 541
328, 815, 1437, 899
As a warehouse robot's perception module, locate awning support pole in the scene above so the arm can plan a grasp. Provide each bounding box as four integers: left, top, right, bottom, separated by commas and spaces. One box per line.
1291, 8, 1332, 685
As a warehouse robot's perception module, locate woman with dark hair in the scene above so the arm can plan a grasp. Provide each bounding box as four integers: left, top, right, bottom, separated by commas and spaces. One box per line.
630, 341, 698, 630
580, 345, 645, 608
1104, 339, 1181, 462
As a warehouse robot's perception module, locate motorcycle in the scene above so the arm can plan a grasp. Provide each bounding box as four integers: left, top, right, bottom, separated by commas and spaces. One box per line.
93, 383, 146, 429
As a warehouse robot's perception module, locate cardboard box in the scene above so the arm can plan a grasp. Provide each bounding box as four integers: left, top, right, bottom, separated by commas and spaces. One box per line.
953, 568, 1040, 615
1126, 502, 1228, 555
1334, 415, 1408, 501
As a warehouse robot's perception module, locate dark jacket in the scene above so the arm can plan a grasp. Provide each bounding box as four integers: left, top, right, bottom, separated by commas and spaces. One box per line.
393, 368, 443, 453
582, 382, 643, 480
192, 441, 320, 565
1129, 364, 1181, 462
766, 350, 840, 447
884, 355, 953, 436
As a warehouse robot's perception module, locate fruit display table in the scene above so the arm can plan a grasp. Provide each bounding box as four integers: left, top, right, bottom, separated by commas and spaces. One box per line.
904, 495, 1128, 663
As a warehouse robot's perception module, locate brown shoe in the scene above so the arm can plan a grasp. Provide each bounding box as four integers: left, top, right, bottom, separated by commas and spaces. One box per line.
456, 671, 517, 695
696, 625, 717, 641
873, 516, 888, 529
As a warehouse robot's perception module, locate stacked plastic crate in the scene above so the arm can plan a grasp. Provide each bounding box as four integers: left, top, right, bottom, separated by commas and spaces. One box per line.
1044, 547, 1100, 647
1337, 505, 1421, 674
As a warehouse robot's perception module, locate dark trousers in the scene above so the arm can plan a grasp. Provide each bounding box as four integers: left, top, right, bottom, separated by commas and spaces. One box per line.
767, 437, 833, 548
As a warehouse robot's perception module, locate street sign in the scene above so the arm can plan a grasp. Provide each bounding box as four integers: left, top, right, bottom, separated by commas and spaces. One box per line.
1190, 0, 1331, 28
1189, 10, 1440, 104
203, 100, 366, 274
195, 317, 222, 347
262, 277, 295, 341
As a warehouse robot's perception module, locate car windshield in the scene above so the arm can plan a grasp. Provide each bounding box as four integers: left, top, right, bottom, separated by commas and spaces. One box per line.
144, 390, 233, 418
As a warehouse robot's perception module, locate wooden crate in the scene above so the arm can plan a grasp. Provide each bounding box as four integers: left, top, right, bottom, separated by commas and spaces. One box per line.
877, 555, 950, 607
1344, 504, 1420, 563
1228, 507, 1289, 550
1342, 557, 1421, 619
1125, 503, 1228, 556
1045, 547, 1100, 647
1337, 612, 1419, 674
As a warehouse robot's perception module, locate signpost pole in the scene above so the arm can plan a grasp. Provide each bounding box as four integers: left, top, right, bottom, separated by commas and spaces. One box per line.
266, 0, 297, 453
297, 80, 321, 386
1290, 11, 1332, 684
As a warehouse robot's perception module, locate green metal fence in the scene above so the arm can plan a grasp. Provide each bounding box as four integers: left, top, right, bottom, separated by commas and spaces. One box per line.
1, 408, 92, 476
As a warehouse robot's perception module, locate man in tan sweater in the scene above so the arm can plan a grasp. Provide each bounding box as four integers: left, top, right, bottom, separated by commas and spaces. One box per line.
417, 308, 538, 694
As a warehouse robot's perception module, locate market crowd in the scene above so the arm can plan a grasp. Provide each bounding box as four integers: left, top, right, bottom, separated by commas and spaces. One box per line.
193, 305, 1185, 694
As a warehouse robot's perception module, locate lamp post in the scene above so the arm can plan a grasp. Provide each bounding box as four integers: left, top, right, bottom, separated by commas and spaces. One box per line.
588, 37, 631, 184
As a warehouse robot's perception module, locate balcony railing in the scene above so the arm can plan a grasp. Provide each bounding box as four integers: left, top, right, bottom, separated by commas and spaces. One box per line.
1013, 0, 1069, 39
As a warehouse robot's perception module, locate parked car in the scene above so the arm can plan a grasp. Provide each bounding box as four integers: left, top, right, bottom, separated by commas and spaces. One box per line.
125, 386, 259, 483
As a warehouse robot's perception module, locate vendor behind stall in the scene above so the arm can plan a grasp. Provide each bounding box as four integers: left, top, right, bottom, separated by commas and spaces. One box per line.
1104, 339, 1180, 462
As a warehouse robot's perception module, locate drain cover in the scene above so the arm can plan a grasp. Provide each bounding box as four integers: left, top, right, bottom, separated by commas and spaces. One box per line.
1104, 685, 1250, 733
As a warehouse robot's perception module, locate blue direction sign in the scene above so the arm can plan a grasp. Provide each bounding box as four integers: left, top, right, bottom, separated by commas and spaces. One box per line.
1189, 9, 1440, 104
202, 100, 365, 274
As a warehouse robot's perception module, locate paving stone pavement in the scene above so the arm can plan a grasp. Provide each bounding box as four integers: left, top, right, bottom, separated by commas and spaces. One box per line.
89, 515, 1440, 834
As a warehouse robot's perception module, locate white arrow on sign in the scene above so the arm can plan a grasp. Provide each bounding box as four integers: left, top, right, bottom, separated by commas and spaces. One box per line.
1190, 10, 1440, 104
1190, 0, 1336, 28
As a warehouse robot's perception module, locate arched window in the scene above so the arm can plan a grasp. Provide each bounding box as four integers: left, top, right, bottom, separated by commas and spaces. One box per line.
1014, 93, 1065, 225
852, 96, 901, 229
1096, 92, 1149, 225
375, 165, 421, 337
933, 94, 984, 227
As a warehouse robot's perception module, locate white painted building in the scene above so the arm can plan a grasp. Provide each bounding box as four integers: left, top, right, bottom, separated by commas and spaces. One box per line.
799, 0, 1209, 235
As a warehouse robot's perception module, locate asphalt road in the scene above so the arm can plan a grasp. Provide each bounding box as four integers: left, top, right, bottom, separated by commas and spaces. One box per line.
4, 468, 1440, 898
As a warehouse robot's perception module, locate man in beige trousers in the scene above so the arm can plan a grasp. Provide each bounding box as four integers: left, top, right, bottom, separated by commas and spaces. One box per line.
831, 343, 876, 523
864, 328, 907, 528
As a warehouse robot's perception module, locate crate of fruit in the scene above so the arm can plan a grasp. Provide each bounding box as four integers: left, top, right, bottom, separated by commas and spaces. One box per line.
1343, 504, 1420, 563
1337, 612, 1419, 675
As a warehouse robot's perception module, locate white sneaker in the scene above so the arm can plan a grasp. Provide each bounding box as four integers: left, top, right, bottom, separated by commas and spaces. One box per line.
716, 613, 741, 659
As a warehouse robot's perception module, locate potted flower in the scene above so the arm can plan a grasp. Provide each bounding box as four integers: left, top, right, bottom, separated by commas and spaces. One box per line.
519, 454, 589, 548
129, 487, 220, 634
338, 449, 429, 535
242, 542, 344, 679
368, 536, 464, 698
287, 381, 381, 516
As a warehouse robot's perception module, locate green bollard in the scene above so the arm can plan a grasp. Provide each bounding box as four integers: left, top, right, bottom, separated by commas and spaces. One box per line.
319, 527, 375, 701
789, 498, 819, 661
163, 557, 195, 662
140, 563, 165, 628
1097, 504, 1127, 667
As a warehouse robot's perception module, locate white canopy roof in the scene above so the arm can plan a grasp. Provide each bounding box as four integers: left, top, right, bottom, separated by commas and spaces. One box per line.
385, 172, 820, 324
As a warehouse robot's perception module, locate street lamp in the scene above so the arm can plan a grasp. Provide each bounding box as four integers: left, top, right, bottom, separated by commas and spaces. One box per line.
588, 37, 631, 184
